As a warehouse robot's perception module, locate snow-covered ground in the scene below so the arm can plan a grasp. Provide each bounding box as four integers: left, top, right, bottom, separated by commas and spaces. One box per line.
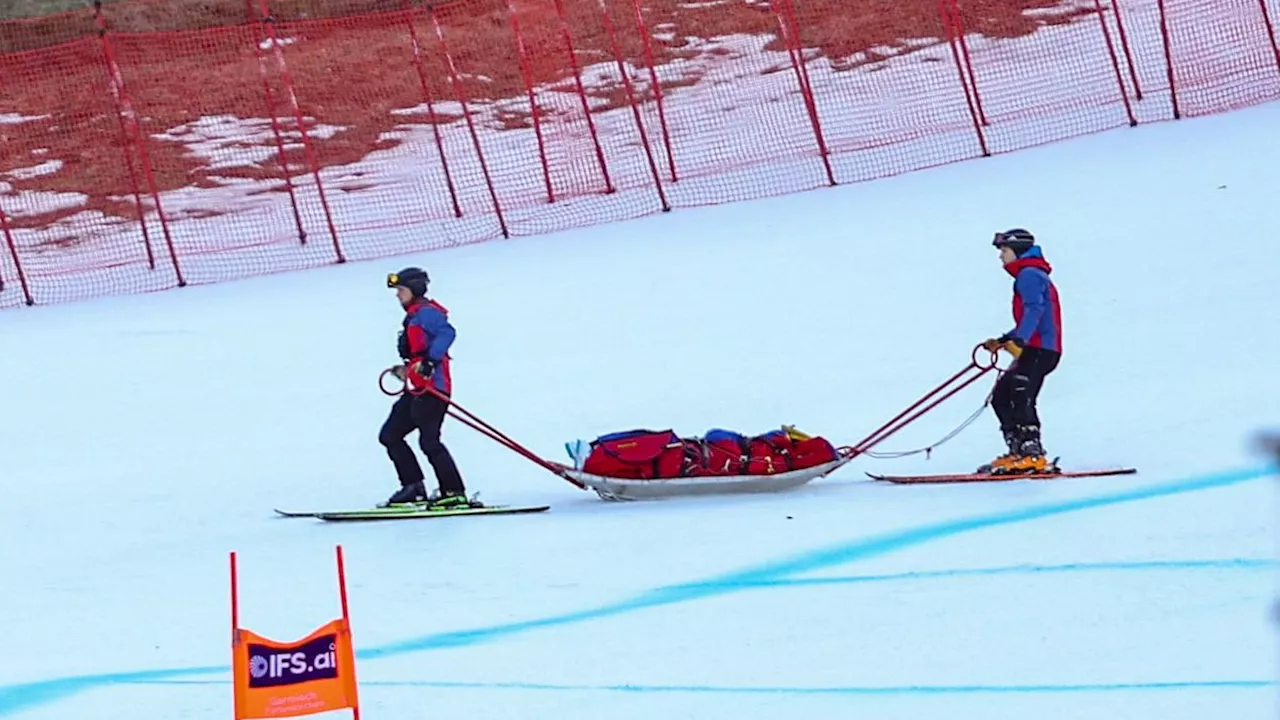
1, 76, 1277, 719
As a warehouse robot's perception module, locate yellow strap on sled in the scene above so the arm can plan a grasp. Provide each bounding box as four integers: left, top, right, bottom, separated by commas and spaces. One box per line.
782, 424, 812, 442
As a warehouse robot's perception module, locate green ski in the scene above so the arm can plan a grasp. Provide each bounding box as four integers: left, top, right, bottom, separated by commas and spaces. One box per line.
275, 503, 433, 518
274, 503, 549, 521
314, 504, 549, 521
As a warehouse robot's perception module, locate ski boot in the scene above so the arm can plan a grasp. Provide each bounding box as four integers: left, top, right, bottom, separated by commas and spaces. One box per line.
975, 429, 1020, 475
426, 489, 484, 511
381, 480, 429, 507
990, 427, 1060, 476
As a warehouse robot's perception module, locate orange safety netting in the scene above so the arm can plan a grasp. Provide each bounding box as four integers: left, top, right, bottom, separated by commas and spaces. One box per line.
1, 0, 1278, 307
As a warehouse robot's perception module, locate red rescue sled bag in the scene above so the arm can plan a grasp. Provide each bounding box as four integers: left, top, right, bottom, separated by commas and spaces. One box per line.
702, 429, 749, 476
791, 436, 839, 469
745, 430, 795, 475
581, 429, 686, 479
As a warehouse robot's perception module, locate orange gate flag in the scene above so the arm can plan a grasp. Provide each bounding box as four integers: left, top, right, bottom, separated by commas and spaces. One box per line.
230, 547, 361, 719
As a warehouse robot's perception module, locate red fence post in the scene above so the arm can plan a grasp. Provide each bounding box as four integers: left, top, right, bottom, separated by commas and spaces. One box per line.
0, 206, 34, 306
552, 0, 614, 194
92, 0, 185, 287
1155, 0, 1180, 119
245, 0, 308, 244
937, 0, 988, 155
595, 0, 670, 211
428, 6, 510, 237
506, 0, 556, 203
771, 0, 834, 186
944, 0, 987, 126
253, 0, 345, 262
97, 45, 158, 271
401, 0, 463, 218
108, 109, 158, 271
1256, 0, 1280, 74
1093, 0, 1137, 126
1109, 0, 1143, 99
627, 0, 677, 182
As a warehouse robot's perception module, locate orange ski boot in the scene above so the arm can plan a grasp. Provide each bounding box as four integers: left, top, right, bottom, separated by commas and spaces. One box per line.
976, 430, 1020, 474
991, 428, 1058, 476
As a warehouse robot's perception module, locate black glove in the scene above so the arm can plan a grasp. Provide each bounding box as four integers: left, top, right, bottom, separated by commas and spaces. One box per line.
413, 357, 436, 379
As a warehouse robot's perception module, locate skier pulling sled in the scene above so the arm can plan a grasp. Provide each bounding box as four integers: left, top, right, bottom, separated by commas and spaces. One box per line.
861, 229, 1135, 484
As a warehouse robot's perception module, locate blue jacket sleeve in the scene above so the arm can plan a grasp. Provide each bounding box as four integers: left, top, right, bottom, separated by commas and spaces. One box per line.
1009, 269, 1048, 342
412, 306, 456, 361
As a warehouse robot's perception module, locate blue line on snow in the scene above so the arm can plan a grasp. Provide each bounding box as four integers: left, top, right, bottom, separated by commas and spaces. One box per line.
126, 678, 1279, 695
694, 558, 1280, 589
15, 558, 1268, 705
362, 465, 1274, 657
0, 464, 1272, 716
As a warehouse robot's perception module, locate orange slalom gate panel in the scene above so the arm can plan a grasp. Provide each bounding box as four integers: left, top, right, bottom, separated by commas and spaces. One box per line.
232, 620, 359, 719
230, 547, 361, 719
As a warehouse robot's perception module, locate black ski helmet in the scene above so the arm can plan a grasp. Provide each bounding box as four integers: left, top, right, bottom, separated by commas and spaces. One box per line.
387, 266, 429, 297
992, 228, 1035, 256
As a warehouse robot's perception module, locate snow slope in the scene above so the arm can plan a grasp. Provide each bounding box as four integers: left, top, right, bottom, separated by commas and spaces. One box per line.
1, 98, 1278, 719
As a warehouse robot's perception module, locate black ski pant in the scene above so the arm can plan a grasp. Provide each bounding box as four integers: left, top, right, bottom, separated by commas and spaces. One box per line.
379, 391, 466, 496
991, 346, 1061, 436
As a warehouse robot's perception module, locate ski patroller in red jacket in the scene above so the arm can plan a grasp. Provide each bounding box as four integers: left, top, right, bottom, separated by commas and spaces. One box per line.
1003, 245, 1062, 353
401, 298, 455, 395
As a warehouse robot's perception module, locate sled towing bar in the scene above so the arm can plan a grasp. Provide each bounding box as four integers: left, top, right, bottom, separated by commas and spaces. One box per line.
379, 367, 588, 489
841, 343, 1008, 459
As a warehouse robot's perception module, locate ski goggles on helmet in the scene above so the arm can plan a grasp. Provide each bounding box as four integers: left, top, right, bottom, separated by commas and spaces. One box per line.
992, 229, 1033, 248
386, 272, 405, 288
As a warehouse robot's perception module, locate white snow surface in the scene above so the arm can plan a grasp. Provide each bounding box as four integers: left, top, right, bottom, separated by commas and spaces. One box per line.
1, 98, 1279, 718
